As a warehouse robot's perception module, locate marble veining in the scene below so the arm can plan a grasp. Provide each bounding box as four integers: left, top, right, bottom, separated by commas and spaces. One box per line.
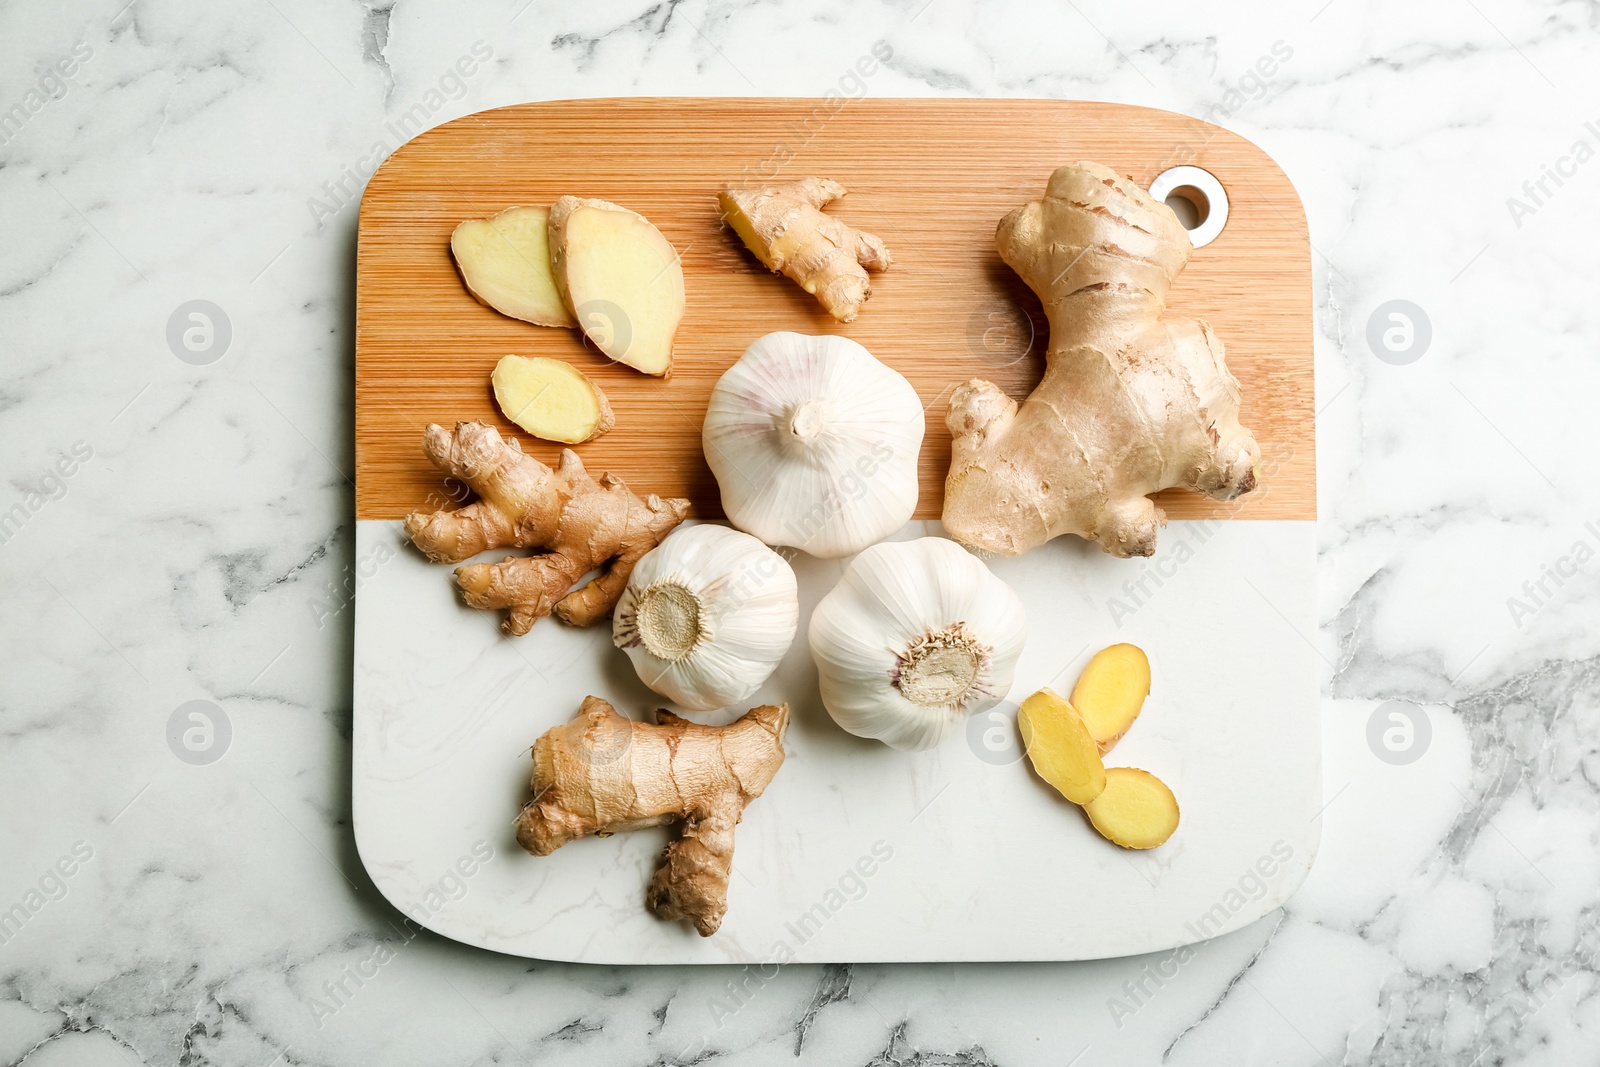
2, 0, 1597, 1063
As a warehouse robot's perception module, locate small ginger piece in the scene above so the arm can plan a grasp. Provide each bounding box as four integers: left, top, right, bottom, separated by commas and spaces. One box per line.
1083, 767, 1180, 849
516, 696, 790, 936
403, 421, 688, 635
943, 161, 1260, 558
491, 355, 614, 444
451, 206, 576, 328
1018, 688, 1106, 804
548, 196, 684, 376
1070, 643, 1151, 753
719, 178, 891, 322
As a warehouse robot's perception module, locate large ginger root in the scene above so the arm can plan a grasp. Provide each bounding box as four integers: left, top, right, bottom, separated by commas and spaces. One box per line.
719, 178, 891, 322
516, 696, 790, 936
943, 161, 1260, 558
403, 422, 688, 635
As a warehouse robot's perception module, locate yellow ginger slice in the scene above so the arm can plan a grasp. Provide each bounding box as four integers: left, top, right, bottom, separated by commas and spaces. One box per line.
1083, 767, 1180, 849
1070, 643, 1151, 753
450, 206, 575, 328
549, 196, 684, 376
1018, 688, 1106, 804
491, 355, 614, 444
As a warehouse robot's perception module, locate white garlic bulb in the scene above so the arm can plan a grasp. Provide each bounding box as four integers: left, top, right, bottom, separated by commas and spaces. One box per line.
701, 331, 924, 558
808, 537, 1026, 751
614, 524, 799, 712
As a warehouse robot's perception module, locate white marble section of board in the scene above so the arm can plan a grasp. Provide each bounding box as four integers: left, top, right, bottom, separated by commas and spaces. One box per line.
353, 518, 1318, 964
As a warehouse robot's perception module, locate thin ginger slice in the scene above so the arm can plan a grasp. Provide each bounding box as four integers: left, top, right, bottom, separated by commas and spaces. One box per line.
549, 196, 684, 376
451, 206, 576, 328
1070, 643, 1151, 753
1018, 688, 1106, 804
491, 355, 614, 444
1083, 767, 1180, 849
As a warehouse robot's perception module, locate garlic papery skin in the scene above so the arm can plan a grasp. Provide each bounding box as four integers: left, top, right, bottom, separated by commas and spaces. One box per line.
614, 524, 799, 712
702, 331, 925, 559
808, 537, 1026, 751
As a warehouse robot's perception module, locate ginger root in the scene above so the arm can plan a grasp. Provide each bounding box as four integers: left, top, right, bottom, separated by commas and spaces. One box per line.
516, 696, 790, 936
1083, 767, 1180, 850
1018, 688, 1106, 804
403, 421, 688, 635
491, 355, 613, 444
719, 178, 891, 322
943, 161, 1260, 558
1070, 643, 1150, 753
549, 196, 684, 376
451, 206, 576, 328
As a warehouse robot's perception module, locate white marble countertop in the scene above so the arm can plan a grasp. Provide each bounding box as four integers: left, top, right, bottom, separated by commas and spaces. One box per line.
3, 1, 1596, 1063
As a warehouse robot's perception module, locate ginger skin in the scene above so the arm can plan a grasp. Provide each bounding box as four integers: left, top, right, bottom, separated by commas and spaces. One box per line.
403, 422, 688, 636
943, 161, 1260, 558
719, 178, 891, 322
516, 696, 790, 937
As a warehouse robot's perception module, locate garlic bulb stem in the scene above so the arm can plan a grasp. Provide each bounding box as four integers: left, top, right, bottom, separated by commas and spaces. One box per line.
787, 400, 825, 442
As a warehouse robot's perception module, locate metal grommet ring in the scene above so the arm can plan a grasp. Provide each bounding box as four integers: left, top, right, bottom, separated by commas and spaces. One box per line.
1149, 166, 1229, 249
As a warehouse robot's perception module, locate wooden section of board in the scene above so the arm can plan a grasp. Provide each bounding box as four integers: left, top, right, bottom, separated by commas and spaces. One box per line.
356, 98, 1313, 521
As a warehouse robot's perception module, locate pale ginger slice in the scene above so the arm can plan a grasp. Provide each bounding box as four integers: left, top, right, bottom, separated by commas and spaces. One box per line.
943, 161, 1260, 558
719, 178, 891, 322
1083, 767, 1180, 849
491, 355, 614, 444
549, 196, 684, 376
516, 696, 790, 936
1017, 688, 1106, 804
451, 206, 576, 327
403, 421, 688, 635
1070, 643, 1151, 753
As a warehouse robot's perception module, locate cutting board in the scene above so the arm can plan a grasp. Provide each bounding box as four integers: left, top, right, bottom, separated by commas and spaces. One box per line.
353, 98, 1318, 964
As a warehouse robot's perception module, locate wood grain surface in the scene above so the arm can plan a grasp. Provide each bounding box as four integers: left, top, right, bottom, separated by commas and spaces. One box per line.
356, 98, 1313, 522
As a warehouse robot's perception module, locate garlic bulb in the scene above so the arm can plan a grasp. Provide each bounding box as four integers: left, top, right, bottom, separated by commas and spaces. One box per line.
808, 537, 1026, 751
701, 331, 924, 558
614, 524, 799, 712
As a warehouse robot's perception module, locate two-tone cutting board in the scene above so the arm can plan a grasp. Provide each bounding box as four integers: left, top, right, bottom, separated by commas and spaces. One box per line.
353, 99, 1318, 964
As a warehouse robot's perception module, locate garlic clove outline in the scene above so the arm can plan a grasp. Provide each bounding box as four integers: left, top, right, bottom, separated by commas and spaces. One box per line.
702, 331, 925, 559
614, 523, 799, 713
808, 536, 1027, 751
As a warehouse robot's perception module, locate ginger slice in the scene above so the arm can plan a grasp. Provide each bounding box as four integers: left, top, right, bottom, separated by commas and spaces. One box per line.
1070, 643, 1151, 753
491, 355, 614, 444
549, 196, 684, 376
1018, 688, 1106, 804
1083, 767, 1180, 849
719, 177, 891, 322
450, 206, 576, 328
516, 696, 790, 936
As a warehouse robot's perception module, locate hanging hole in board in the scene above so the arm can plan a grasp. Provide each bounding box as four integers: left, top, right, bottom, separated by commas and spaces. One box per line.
1148, 166, 1228, 249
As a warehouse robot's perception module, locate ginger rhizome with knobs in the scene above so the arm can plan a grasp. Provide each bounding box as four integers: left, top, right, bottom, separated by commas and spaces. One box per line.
516, 696, 790, 937
549, 196, 684, 376
701, 332, 924, 559
942, 161, 1261, 558
808, 537, 1026, 751
450, 206, 576, 328
403, 421, 688, 635
719, 178, 891, 322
